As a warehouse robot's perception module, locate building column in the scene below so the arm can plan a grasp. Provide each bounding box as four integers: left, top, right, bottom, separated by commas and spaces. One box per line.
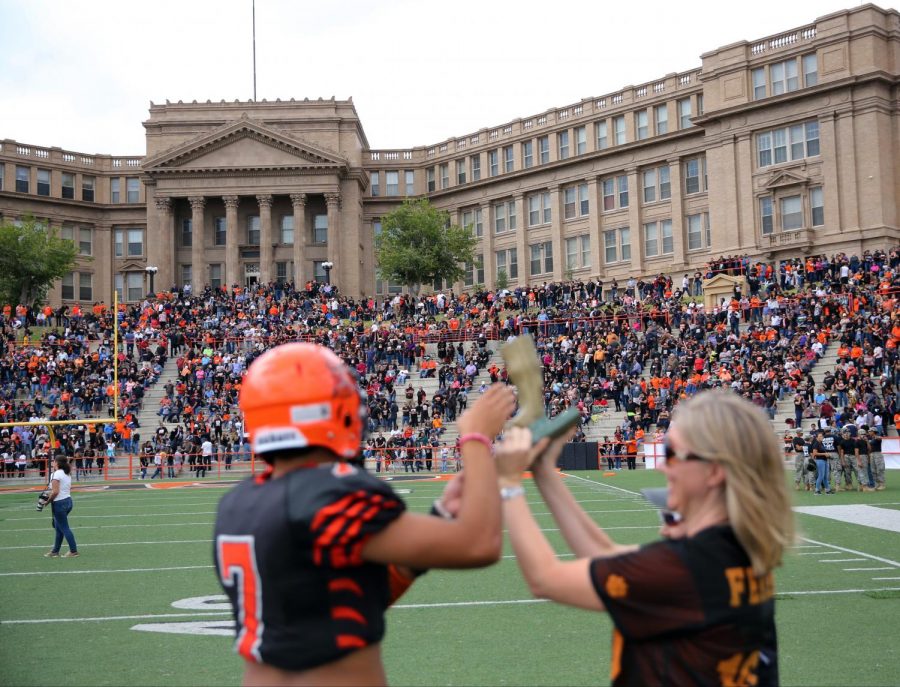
481, 203, 494, 288
667, 159, 686, 268
513, 193, 528, 286
325, 192, 342, 285
587, 178, 603, 276
626, 168, 642, 274
257, 194, 273, 284
290, 193, 307, 286
549, 185, 564, 282
189, 196, 206, 290
223, 195, 240, 288
153, 196, 174, 290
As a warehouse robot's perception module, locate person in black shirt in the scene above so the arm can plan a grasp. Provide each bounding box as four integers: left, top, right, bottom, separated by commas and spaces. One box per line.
213, 343, 514, 686
811, 431, 832, 495
866, 428, 886, 490
495, 390, 793, 687
855, 432, 875, 492
792, 431, 812, 491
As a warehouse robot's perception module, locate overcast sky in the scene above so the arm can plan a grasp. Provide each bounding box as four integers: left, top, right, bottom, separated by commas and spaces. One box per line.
0, 0, 873, 155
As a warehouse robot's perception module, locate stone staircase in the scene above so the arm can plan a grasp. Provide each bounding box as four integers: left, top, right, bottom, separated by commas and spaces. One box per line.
132, 355, 180, 440
770, 344, 839, 439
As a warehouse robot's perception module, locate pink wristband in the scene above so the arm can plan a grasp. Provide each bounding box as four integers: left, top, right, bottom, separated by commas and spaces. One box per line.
458, 433, 494, 454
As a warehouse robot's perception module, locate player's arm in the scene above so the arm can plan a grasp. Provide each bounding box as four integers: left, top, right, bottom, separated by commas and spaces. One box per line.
530, 428, 637, 558
498, 427, 605, 611
362, 384, 514, 571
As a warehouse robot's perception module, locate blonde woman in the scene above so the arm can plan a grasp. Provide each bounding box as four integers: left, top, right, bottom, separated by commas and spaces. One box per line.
496, 391, 794, 686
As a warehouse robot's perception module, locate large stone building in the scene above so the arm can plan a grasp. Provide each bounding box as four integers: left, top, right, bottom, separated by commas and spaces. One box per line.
1, 4, 898, 305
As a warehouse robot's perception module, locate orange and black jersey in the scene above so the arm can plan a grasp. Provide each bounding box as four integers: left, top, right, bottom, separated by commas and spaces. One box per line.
213, 463, 405, 672
590, 525, 778, 687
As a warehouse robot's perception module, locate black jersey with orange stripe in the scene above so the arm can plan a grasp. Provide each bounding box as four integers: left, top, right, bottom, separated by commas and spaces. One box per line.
213, 462, 405, 671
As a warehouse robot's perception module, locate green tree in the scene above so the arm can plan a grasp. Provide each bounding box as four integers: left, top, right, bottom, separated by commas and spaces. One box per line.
495, 269, 509, 291
0, 217, 79, 306
375, 199, 476, 296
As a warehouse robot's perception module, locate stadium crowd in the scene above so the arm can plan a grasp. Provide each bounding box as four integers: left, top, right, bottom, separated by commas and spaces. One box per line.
0, 247, 897, 483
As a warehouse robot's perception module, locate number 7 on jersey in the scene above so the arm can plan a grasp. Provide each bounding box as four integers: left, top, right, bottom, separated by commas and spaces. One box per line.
217, 535, 264, 662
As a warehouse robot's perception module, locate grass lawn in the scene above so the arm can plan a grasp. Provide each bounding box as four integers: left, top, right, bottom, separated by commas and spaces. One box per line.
1, 469, 898, 686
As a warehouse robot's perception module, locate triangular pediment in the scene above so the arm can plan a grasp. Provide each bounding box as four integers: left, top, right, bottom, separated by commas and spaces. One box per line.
143, 117, 348, 173
118, 260, 146, 272
702, 273, 745, 289
763, 169, 809, 190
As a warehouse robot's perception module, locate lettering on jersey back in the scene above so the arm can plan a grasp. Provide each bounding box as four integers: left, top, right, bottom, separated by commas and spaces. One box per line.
724, 567, 774, 608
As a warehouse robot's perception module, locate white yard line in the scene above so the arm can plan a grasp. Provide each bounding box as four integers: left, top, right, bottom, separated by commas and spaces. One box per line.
871, 576, 900, 581
0, 521, 213, 533
801, 537, 900, 568
0, 565, 211, 577
843, 567, 895, 571
560, 472, 642, 496
3, 511, 218, 521
4, 539, 212, 550
819, 558, 867, 563
6, 586, 900, 625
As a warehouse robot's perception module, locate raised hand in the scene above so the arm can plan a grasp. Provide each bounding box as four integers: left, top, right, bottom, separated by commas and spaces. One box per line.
495, 427, 548, 485
457, 384, 516, 439
531, 424, 578, 474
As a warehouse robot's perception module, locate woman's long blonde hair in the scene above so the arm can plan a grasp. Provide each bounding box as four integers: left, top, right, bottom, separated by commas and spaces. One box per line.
671, 391, 794, 576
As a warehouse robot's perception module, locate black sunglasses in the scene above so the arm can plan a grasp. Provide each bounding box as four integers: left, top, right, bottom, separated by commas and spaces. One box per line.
663, 440, 709, 466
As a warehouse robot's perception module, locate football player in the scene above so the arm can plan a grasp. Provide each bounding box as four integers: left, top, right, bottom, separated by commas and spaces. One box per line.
214, 342, 513, 686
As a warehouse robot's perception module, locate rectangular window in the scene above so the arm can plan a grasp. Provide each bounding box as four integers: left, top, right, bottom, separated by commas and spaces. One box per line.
111, 177, 120, 203
313, 261, 327, 283
678, 98, 692, 129
528, 192, 551, 227
643, 168, 656, 203
114, 229, 123, 257
494, 203, 506, 233
620, 227, 631, 262
15, 166, 29, 193
687, 213, 704, 249
79, 273, 92, 301
617, 175, 629, 208
575, 126, 587, 155
371, 171, 380, 196
470, 155, 481, 181
655, 105, 668, 135
596, 120, 608, 150
538, 136, 550, 164
127, 229, 143, 257
771, 58, 799, 95
644, 221, 659, 258
522, 141, 533, 169
247, 215, 260, 245
475, 253, 485, 284
426, 167, 435, 192
810, 186, 824, 226
564, 187, 576, 220
604, 230, 617, 264
558, 131, 570, 160
77, 227, 91, 256
752, 67, 766, 100
37, 169, 50, 196
439, 163, 449, 189
684, 157, 707, 194
613, 116, 626, 145
62, 273, 74, 300
275, 261, 290, 284
181, 218, 192, 247
456, 160, 466, 185
464, 261, 474, 287
281, 215, 294, 244
385, 171, 399, 196
489, 150, 499, 177
803, 53, 818, 87
181, 264, 193, 287
508, 201, 517, 231
314, 214, 328, 244
781, 195, 803, 230
530, 241, 553, 275
0, 163, 4, 191
661, 219, 673, 255
602, 178, 615, 211
405, 170, 415, 195
61, 172, 74, 199
578, 183, 589, 216
82, 175, 95, 202
125, 272, 143, 301
126, 177, 139, 203
760, 197, 774, 235
635, 111, 649, 140
209, 264, 222, 289
565, 236, 579, 270
756, 120, 819, 167
503, 145, 514, 173
214, 217, 226, 246
659, 165, 671, 200
474, 208, 483, 237
495, 248, 518, 279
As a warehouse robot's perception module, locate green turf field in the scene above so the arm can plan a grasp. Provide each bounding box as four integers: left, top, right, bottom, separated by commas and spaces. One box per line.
1, 470, 899, 686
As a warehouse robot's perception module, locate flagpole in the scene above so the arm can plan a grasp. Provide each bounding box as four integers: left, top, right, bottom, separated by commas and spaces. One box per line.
252, 0, 257, 100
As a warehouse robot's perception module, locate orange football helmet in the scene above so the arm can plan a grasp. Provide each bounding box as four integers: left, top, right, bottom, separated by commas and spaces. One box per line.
240, 343, 365, 459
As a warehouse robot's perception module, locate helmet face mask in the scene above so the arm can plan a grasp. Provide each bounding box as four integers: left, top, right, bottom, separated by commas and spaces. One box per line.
240, 343, 366, 460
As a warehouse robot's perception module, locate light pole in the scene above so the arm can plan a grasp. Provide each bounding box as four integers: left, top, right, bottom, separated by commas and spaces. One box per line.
322, 261, 333, 286
145, 265, 158, 296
